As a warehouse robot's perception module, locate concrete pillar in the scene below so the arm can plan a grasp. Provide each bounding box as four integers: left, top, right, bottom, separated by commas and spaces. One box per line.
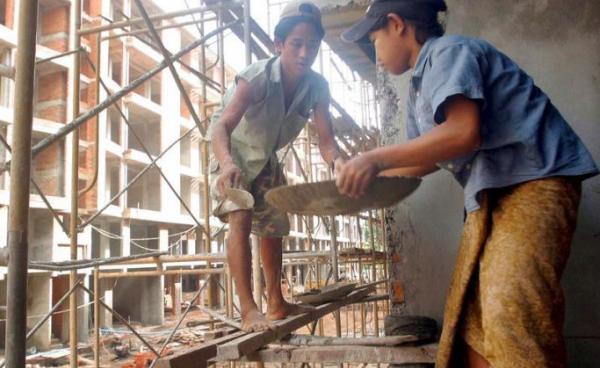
140, 277, 164, 325
186, 238, 195, 256
27, 275, 52, 350
159, 227, 169, 252
99, 280, 113, 328
173, 282, 181, 317
121, 219, 130, 256
77, 277, 90, 342
99, 225, 110, 259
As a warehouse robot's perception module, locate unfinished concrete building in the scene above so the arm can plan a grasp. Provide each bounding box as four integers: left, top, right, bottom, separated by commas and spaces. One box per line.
0, 0, 389, 365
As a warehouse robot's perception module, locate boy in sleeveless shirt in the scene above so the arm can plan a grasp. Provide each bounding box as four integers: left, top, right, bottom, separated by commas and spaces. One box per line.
210, 1, 344, 332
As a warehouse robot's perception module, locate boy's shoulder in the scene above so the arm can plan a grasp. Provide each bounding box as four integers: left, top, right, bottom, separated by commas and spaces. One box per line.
429, 34, 491, 54
237, 57, 277, 81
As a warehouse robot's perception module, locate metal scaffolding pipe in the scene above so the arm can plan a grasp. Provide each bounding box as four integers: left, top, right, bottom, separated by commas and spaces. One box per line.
148, 276, 212, 368
77, 124, 199, 229
244, 0, 251, 65
78, 284, 160, 357
4, 0, 38, 365
98, 268, 224, 279
0, 134, 69, 234
68, 0, 82, 363
134, 0, 209, 138
26, 281, 80, 341
0, 21, 239, 175
78, 33, 101, 198
101, 17, 217, 41
78, 2, 237, 36
35, 48, 84, 65
82, 54, 206, 229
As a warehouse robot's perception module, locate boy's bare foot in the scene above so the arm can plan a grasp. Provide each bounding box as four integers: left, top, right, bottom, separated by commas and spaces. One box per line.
266, 300, 315, 321
241, 308, 274, 332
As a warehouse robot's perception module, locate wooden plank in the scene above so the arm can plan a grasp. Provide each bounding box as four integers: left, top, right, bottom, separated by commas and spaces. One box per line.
216, 286, 374, 360
281, 334, 420, 347
154, 331, 245, 368
241, 343, 438, 364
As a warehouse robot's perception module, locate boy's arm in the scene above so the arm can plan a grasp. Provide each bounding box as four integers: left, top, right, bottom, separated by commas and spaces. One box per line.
379, 165, 440, 178
313, 93, 345, 171
211, 79, 253, 193
337, 95, 480, 197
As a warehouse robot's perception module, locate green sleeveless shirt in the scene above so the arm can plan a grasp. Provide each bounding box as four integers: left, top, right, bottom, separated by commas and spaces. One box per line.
209, 56, 329, 185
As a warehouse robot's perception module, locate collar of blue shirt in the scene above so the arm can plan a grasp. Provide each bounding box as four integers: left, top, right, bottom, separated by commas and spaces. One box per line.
412, 36, 438, 79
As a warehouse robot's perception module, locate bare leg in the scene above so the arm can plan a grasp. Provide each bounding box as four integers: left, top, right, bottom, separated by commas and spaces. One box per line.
465, 341, 490, 368
227, 211, 272, 332
262, 237, 314, 321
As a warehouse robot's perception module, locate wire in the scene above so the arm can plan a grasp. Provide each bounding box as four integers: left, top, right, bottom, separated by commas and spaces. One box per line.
0, 295, 106, 322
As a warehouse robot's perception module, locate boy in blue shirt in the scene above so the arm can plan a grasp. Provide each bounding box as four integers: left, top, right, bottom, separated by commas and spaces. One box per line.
340, 0, 598, 367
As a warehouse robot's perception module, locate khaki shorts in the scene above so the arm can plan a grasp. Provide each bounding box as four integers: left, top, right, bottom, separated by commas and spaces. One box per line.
210, 156, 290, 237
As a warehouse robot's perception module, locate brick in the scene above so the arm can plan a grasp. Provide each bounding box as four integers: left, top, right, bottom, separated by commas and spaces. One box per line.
40, 6, 69, 36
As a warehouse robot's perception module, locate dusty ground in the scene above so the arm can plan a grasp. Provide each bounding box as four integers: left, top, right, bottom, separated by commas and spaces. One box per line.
20, 300, 387, 367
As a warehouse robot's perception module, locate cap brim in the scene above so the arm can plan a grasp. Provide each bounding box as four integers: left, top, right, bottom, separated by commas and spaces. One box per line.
341, 15, 380, 43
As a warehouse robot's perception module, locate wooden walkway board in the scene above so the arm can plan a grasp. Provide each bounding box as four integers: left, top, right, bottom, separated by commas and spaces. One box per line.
281, 334, 420, 347
241, 344, 438, 364
217, 286, 375, 360
154, 331, 245, 368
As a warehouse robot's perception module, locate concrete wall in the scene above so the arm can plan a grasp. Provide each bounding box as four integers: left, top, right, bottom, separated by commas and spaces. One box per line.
378, 1, 600, 366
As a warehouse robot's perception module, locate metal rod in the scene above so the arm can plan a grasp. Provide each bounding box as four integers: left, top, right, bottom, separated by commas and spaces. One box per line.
26, 281, 80, 341
197, 9, 215, 309
79, 33, 101, 198
134, 0, 208, 138
244, 0, 251, 65
98, 267, 224, 279
79, 284, 160, 356
0, 281, 81, 368
80, 50, 204, 229
368, 211, 379, 336
82, 55, 205, 230
0, 21, 239, 174
100, 13, 222, 93
226, 265, 234, 318
0, 134, 69, 234
68, 0, 82, 362
36, 48, 84, 65
101, 17, 217, 41
93, 268, 100, 367
3, 0, 38, 365
148, 276, 212, 368
78, 124, 199, 229
79, 2, 236, 35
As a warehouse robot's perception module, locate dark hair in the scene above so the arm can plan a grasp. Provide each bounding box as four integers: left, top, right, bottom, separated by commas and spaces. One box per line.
274, 16, 325, 42
371, 1, 447, 44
